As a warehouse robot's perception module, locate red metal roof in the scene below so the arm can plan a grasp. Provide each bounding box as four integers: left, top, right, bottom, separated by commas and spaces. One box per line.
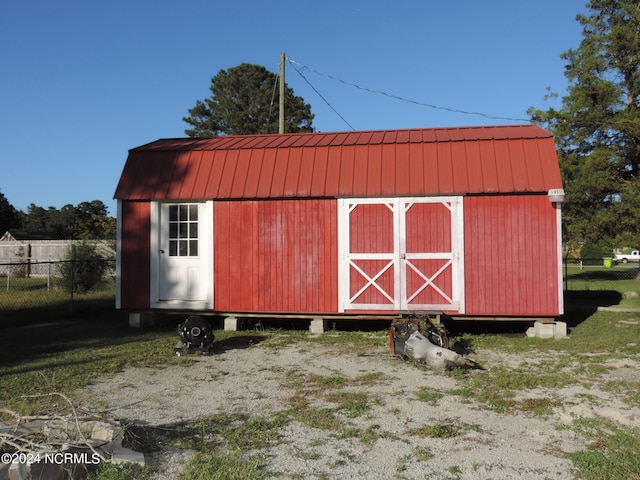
114, 124, 563, 200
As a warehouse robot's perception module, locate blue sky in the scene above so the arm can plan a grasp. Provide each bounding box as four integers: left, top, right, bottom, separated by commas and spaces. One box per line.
1, 0, 587, 216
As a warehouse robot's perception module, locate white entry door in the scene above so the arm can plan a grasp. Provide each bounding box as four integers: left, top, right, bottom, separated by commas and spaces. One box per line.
151, 202, 213, 309
338, 197, 464, 313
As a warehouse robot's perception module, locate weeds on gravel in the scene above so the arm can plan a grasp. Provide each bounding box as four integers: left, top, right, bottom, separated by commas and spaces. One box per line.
174, 413, 282, 480
281, 369, 383, 429
180, 413, 286, 452
179, 452, 271, 480
407, 419, 481, 438
456, 365, 576, 414
602, 380, 640, 408
285, 388, 343, 430
568, 417, 640, 480
445, 311, 640, 416
322, 391, 371, 418
516, 396, 563, 416
445, 465, 463, 480
334, 423, 398, 445
87, 463, 151, 480
414, 446, 434, 462
444, 311, 640, 478
415, 386, 445, 404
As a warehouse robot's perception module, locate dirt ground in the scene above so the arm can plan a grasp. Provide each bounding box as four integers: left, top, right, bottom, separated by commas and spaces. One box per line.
84, 333, 640, 479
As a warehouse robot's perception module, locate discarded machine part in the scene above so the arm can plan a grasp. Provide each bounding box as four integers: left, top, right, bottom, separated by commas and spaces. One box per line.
390, 316, 481, 370
389, 316, 449, 354
405, 331, 481, 369
175, 316, 215, 356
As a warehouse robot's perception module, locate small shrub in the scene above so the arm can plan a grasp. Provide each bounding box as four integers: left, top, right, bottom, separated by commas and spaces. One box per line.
60, 242, 108, 293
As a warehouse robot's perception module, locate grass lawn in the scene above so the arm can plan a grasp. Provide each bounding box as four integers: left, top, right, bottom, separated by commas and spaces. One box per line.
564, 263, 640, 309
0, 276, 117, 322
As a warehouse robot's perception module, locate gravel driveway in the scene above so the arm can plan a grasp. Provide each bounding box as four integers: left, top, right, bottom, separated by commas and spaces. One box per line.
84, 332, 640, 479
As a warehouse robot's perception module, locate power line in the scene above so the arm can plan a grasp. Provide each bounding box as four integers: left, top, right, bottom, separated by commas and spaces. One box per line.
287, 57, 532, 124
289, 62, 356, 131
267, 70, 278, 126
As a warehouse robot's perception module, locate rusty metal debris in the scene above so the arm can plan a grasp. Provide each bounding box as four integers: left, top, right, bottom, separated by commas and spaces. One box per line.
389, 316, 482, 370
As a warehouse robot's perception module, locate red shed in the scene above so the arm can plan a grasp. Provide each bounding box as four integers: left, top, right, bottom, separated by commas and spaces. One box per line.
114, 124, 564, 326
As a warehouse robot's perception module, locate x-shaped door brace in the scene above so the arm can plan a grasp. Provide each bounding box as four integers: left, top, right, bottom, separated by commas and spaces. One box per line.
404, 258, 453, 304
348, 258, 395, 305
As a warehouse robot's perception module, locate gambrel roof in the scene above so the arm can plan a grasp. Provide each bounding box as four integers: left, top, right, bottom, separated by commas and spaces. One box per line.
114, 124, 562, 201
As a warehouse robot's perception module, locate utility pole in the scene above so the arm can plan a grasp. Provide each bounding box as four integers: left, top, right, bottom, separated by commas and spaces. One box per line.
279, 52, 285, 134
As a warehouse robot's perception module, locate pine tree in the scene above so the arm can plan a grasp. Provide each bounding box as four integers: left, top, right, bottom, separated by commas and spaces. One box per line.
529, 0, 640, 251
0, 190, 20, 234
183, 63, 314, 137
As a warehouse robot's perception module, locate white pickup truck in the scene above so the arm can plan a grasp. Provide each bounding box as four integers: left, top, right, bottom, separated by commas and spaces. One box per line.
615, 250, 640, 263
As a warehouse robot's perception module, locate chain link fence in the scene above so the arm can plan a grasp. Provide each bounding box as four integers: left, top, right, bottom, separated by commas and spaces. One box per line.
563, 257, 640, 290
0, 259, 116, 322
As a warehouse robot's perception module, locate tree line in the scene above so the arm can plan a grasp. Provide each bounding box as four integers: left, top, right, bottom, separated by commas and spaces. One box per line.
0, 191, 115, 240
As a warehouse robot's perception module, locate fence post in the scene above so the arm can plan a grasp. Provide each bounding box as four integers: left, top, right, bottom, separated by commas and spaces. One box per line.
27, 243, 32, 278
70, 259, 75, 318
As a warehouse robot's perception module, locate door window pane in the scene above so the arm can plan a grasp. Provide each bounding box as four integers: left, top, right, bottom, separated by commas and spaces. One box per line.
167, 203, 199, 257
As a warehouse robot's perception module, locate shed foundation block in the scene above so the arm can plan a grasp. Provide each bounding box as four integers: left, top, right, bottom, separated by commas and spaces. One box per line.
129, 312, 157, 328
224, 316, 239, 331
526, 321, 567, 339
309, 318, 328, 334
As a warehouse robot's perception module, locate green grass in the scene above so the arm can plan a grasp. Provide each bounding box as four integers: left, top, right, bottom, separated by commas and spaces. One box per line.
462, 310, 640, 356
563, 262, 640, 308
567, 417, 640, 480
0, 275, 116, 322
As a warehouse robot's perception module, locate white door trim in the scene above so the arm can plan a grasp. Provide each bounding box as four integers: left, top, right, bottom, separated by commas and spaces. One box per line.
338, 197, 465, 313
150, 201, 214, 310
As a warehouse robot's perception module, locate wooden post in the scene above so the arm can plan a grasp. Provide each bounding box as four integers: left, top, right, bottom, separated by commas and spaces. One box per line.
279, 52, 285, 134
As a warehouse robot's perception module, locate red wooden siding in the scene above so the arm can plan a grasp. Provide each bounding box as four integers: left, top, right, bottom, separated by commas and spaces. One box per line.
406, 202, 451, 252
213, 199, 338, 313
119, 202, 150, 309
464, 195, 560, 316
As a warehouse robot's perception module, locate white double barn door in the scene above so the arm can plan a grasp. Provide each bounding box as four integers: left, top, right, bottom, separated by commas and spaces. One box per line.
338, 197, 464, 313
